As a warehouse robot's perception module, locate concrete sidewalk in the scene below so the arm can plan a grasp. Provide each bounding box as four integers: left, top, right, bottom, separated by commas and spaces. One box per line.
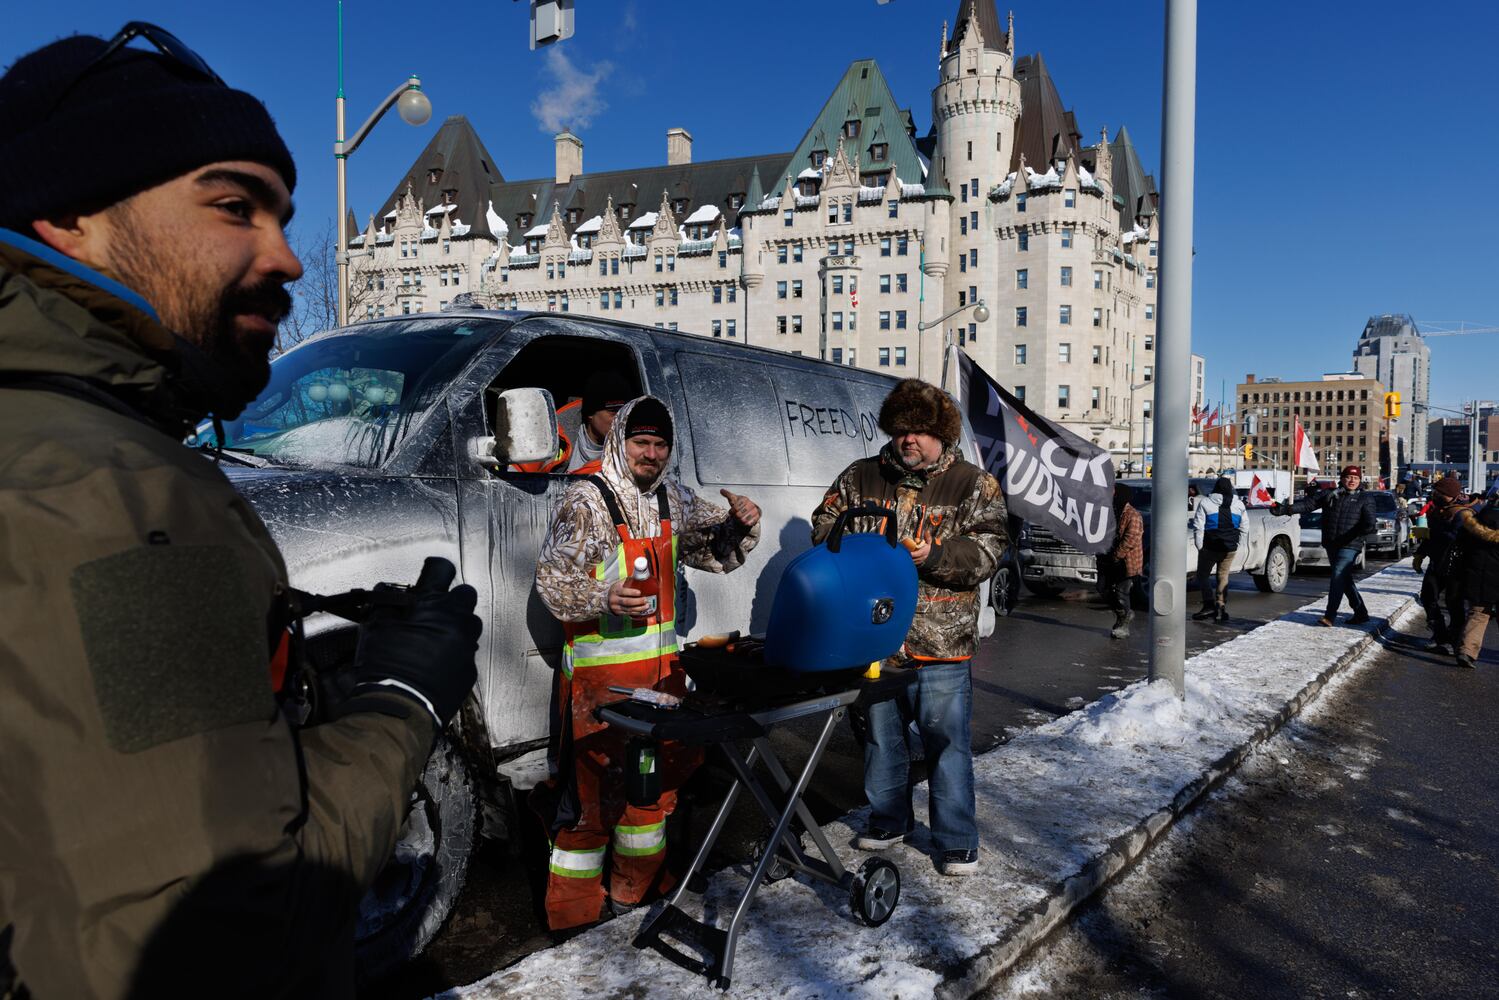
443, 562, 1424, 1000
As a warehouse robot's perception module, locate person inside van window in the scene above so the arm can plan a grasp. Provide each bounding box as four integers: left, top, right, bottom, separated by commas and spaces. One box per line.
511, 370, 632, 474
532, 396, 762, 932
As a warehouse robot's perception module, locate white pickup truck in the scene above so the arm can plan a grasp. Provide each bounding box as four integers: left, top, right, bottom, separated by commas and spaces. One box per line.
1018, 477, 1301, 596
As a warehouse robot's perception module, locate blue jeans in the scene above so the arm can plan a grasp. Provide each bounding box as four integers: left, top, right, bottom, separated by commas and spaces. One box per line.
863, 660, 977, 853
1326, 546, 1367, 619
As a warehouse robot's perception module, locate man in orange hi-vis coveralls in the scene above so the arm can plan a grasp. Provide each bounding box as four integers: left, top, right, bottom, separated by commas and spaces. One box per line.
533, 396, 762, 931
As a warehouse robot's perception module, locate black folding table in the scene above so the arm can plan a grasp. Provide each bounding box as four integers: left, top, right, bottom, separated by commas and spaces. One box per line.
596, 662, 917, 991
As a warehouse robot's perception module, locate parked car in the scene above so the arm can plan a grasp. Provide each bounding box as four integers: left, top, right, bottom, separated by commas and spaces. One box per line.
1295, 507, 1369, 571
1366, 489, 1412, 558
1018, 476, 1300, 596
212, 310, 999, 976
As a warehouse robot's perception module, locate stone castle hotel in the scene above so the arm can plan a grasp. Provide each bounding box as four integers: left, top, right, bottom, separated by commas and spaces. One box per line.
349, 0, 1163, 449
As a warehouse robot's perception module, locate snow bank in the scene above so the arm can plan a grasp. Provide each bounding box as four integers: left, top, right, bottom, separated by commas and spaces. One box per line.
444, 564, 1423, 1000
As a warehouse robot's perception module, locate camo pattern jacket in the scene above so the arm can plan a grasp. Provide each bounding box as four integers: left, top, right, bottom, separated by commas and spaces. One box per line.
811, 443, 1009, 662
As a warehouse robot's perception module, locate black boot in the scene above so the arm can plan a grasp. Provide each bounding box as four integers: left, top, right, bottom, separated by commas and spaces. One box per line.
1216, 602, 1230, 623
1110, 611, 1132, 639
1192, 604, 1216, 620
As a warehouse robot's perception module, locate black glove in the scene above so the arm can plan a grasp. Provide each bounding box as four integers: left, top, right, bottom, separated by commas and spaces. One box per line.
1270, 502, 1283, 516
351, 557, 482, 727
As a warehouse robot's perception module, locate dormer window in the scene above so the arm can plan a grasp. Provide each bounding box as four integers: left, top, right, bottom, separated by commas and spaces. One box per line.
842, 119, 861, 140
728, 193, 745, 210
526, 237, 542, 254
811, 150, 827, 168
578, 233, 593, 248
618, 204, 632, 221
672, 198, 688, 215
442, 188, 457, 205
427, 168, 442, 184
517, 213, 532, 230
870, 143, 888, 162
566, 208, 581, 225
799, 179, 819, 198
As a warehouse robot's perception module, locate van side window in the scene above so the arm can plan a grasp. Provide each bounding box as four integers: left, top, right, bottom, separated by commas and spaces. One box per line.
485, 334, 644, 474
674, 352, 789, 486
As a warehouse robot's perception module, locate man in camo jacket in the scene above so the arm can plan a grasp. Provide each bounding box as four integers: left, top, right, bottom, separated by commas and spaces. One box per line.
532, 395, 760, 930
811, 378, 1008, 877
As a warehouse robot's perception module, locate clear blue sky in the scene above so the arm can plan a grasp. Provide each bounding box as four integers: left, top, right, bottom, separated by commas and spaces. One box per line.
9, 0, 1496, 412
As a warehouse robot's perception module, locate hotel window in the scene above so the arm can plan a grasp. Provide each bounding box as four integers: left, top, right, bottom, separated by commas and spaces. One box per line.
1059, 304, 1072, 325
613, 290, 622, 308
655, 289, 665, 307
793, 280, 804, 298
879, 311, 891, 330
669, 288, 678, 306
879, 347, 891, 367
727, 319, 736, 338
1145, 304, 1154, 320
896, 273, 907, 292
713, 286, 722, 304
777, 315, 787, 334
1092, 345, 1102, 364
1018, 231, 1029, 251
1092, 307, 1102, 327
872, 143, 888, 162
897, 236, 909, 255
1064, 188, 1076, 208
831, 276, 843, 294
655, 255, 663, 273
828, 202, 838, 224
1061, 227, 1074, 248
969, 248, 977, 267
1058, 385, 1071, 409
712, 320, 722, 337
895, 347, 907, 366
1145, 272, 1155, 288
896, 310, 907, 329
888, 200, 898, 219
832, 312, 843, 331
831, 348, 843, 364
1143, 365, 1153, 382
1148, 241, 1158, 257
1015, 344, 1027, 365
1060, 266, 1072, 287
600, 292, 609, 310
1017, 193, 1026, 213
1145, 333, 1155, 351
1059, 343, 1072, 363
728, 285, 737, 302
777, 245, 788, 264
599, 258, 608, 276
777, 281, 787, 299
842, 203, 853, 224
1093, 269, 1103, 289
667, 255, 675, 272
783, 209, 794, 227
1014, 385, 1026, 403
1015, 306, 1027, 327
792, 315, 803, 333
794, 243, 804, 262
880, 274, 891, 293
718, 251, 728, 269
960, 217, 968, 236
1091, 387, 1101, 409
880, 237, 892, 257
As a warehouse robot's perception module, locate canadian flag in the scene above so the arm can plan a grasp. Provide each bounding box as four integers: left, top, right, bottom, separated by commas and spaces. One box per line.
1248, 475, 1275, 507
1191, 403, 1202, 425
1293, 415, 1321, 472
1203, 406, 1219, 430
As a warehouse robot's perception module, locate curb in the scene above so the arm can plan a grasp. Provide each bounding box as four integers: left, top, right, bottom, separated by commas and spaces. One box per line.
935, 590, 1422, 999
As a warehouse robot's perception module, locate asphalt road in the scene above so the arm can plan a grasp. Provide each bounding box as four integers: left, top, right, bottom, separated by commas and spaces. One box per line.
982, 588, 1499, 1000
368, 558, 1390, 999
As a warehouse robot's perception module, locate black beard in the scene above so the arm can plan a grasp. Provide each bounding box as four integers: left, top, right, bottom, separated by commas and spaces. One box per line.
199, 279, 292, 416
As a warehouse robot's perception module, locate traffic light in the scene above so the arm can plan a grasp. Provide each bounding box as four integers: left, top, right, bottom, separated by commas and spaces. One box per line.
1242, 442, 1254, 462
1384, 391, 1401, 419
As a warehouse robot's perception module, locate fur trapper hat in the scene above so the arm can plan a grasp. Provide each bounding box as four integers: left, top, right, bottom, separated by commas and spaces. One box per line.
879, 379, 962, 447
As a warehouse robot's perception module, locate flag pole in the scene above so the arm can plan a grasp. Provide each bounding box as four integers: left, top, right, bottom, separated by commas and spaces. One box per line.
1148, 0, 1197, 699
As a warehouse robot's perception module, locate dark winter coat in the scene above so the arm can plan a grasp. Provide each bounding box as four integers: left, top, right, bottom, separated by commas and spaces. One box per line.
0, 233, 433, 998
1286, 487, 1376, 552
812, 444, 1009, 661
1456, 502, 1499, 605
1414, 499, 1472, 576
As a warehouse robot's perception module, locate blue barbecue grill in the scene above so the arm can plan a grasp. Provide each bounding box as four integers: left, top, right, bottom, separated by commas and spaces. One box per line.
597, 506, 919, 990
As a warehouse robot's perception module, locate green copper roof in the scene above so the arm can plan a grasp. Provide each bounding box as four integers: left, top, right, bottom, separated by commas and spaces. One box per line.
773, 59, 927, 197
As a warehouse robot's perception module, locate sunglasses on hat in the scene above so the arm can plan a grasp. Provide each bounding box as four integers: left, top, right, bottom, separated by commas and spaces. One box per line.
50, 22, 224, 118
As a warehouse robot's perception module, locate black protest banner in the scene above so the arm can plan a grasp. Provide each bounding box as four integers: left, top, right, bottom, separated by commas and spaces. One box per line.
958, 351, 1117, 554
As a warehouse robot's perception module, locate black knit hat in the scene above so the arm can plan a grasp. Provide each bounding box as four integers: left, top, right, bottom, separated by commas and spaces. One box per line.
0, 33, 296, 232
623, 397, 673, 449
582, 371, 632, 417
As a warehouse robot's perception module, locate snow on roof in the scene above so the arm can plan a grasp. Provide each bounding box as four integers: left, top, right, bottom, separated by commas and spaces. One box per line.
797, 166, 823, 180
523, 223, 550, 238
1121, 224, 1150, 246
384, 209, 398, 218
682, 204, 721, 225
1025, 164, 1062, 190
575, 215, 603, 234
857, 185, 886, 203
899, 182, 926, 197
425, 203, 457, 215
486, 200, 508, 237
1078, 164, 1100, 190
991, 172, 1018, 198
627, 211, 658, 229
451, 221, 471, 237
420, 226, 438, 239
795, 194, 820, 208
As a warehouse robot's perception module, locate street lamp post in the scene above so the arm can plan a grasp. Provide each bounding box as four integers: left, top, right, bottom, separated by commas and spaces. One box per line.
919, 301, 989, 394
334, 1, 431, 328
1125, 379, 1151, 474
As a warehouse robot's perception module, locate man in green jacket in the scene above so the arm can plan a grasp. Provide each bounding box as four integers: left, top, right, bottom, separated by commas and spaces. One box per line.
0, 26, 481, 998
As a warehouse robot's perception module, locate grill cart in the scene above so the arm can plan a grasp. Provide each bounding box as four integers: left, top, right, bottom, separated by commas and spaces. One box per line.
598, 506, 919, 990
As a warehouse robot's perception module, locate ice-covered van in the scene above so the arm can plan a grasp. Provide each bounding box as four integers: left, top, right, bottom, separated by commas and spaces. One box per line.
212, 311, 998, 974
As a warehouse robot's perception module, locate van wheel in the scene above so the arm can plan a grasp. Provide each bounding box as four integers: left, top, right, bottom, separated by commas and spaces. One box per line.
354, 736, 477, 987
1253, 539, 1292, 593
1024, 579, 1065, 598
991, 562, 1021, 615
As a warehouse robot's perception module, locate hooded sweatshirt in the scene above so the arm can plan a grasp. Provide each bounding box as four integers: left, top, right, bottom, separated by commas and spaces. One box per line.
535, 395, 760, 623
1192, 478, 1247, 551
0, 230, 432, 998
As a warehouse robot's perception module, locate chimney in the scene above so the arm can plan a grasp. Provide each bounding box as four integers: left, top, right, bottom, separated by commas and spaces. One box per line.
1246, 373, 1256, 384
555, 130, 582, 184
667, 127, 693, 166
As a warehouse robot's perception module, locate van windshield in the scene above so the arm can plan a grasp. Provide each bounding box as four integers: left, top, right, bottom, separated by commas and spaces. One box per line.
205, 319, 498, 468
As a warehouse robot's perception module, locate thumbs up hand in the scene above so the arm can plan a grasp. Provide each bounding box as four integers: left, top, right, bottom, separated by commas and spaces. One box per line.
720, 488, 761, 528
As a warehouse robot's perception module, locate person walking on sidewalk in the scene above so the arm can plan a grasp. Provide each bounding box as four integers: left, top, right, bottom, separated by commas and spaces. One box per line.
1450, 483, 1499, 669
812, 379, 1009, 876
1275, 466, 1377, 627
1191, 476, 1247, 623
1097, 483, 1144, 638
1412, 477, 1471, 654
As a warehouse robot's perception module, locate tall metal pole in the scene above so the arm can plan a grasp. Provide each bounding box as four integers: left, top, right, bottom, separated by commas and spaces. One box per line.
1469, 401, 1483, 493
1148, 0, 1197, 697
335, 1, 349, 328
1126, 340, 1137, 473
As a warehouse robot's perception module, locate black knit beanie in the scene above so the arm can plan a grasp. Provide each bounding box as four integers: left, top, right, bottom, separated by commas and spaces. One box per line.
0, 34, 297, 232
622, 397, 673, 449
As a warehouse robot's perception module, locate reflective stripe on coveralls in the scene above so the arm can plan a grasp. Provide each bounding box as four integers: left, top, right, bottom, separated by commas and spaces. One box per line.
613, 821, 666, 857
549, 843, 607, 878
563, 532, 680, 676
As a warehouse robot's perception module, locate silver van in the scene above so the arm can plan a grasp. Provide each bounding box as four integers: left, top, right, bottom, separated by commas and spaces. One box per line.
214, 310, 997, 974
